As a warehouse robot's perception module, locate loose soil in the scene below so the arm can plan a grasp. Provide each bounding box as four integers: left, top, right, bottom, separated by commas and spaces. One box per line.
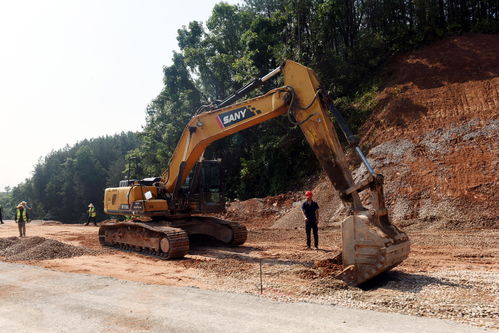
0, 236, 97, 261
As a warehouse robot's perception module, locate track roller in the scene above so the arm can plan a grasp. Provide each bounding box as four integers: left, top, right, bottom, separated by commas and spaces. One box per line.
99, 222, 189, 259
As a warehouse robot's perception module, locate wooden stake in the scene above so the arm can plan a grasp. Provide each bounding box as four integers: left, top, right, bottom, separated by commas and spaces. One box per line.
260, 258, 263, 294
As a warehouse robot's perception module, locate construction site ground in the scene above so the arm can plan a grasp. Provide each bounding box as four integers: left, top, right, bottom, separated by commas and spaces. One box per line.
0, 261, 490, 333
0, 220, 497, 330
1, 34, 498, 330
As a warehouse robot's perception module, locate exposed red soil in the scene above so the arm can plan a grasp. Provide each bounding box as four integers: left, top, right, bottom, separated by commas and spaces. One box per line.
358, 33, 499, 229
363, 34, 498, 141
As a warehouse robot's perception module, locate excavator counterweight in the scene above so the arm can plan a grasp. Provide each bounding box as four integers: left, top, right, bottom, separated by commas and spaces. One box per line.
101, 60, 409, 286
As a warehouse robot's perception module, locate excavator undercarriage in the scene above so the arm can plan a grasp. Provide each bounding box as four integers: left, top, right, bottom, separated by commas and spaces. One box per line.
99, 216, 247, 259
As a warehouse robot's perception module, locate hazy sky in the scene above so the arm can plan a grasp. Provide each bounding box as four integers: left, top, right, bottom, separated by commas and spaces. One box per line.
0, 0, 241, 191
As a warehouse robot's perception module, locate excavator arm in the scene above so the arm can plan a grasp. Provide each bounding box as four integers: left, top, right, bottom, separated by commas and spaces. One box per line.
161, 86, 290, 193
162, 61, 363, 212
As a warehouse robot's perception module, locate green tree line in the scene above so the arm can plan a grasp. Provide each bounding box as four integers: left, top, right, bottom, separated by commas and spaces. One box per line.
132, 0, 498, 200
4, 0, 497, 221
3, 132, 138, 222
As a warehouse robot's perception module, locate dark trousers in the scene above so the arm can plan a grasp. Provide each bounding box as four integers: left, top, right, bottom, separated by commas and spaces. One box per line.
86, 216, 97, 226
305, 221, 318, 248
18, 221, 26, 237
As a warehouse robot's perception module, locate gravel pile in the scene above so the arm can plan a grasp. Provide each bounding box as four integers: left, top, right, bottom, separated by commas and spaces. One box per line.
0, 236, 97, 261
0, 237, 18, 250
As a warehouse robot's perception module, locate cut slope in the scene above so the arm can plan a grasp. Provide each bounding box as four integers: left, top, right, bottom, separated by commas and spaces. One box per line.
272, 34, 498, 230
360, 34, 498, 229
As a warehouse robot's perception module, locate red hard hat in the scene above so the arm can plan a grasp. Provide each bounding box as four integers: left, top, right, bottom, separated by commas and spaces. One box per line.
305, 191, 313, 197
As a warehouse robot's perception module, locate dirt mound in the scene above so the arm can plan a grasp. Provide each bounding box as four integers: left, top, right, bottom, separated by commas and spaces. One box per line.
40, 220, 62, 225
223, 187, 347, 230
0, 236, 97, 261
223, 192, 304, 229
271, 178, 347, 229
313, 258, 344, 277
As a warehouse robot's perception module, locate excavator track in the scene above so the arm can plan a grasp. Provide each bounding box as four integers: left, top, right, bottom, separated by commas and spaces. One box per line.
213, 219, 248, 246
168, 216, 248, 246
99, 222, 189, 259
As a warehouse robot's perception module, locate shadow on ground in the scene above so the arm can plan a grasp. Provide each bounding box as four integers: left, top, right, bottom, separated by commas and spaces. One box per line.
359, 270, 464, 292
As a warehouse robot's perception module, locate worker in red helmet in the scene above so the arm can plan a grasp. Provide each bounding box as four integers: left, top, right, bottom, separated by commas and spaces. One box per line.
302, 191, 319, 249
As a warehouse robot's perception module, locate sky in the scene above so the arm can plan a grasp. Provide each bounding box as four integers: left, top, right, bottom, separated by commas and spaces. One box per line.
0, 0, 241, 191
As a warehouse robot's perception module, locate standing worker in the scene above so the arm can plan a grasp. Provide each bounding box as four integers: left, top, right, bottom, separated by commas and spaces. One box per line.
302, 191, 319, 250
86, 203, 97, 226
15, 202, 29, 237
0, 205, 4, 224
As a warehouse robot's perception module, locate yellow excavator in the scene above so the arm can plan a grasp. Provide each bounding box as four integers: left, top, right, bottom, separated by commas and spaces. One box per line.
101, 60, 410, 286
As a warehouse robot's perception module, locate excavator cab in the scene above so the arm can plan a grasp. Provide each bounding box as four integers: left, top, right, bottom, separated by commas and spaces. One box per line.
179, 160, 225, 214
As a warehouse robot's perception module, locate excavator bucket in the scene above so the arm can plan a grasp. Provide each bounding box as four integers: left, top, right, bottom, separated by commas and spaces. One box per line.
335, 214, 410, 286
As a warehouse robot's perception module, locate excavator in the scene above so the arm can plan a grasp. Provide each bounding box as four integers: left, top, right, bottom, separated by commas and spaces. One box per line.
101, 60, 410, 286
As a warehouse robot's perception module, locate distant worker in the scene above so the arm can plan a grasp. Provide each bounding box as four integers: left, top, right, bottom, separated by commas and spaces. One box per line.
15, 202, 29, 237
21, 201, 32, 222
86, 203, 97, 226
0, 205, 4, 224
302, 191, 319, 250
21, 201, 32, 211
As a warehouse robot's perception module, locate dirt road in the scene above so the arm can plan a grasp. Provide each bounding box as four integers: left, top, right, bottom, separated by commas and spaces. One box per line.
0, 261, 493, 333
0, 221, 497, 330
